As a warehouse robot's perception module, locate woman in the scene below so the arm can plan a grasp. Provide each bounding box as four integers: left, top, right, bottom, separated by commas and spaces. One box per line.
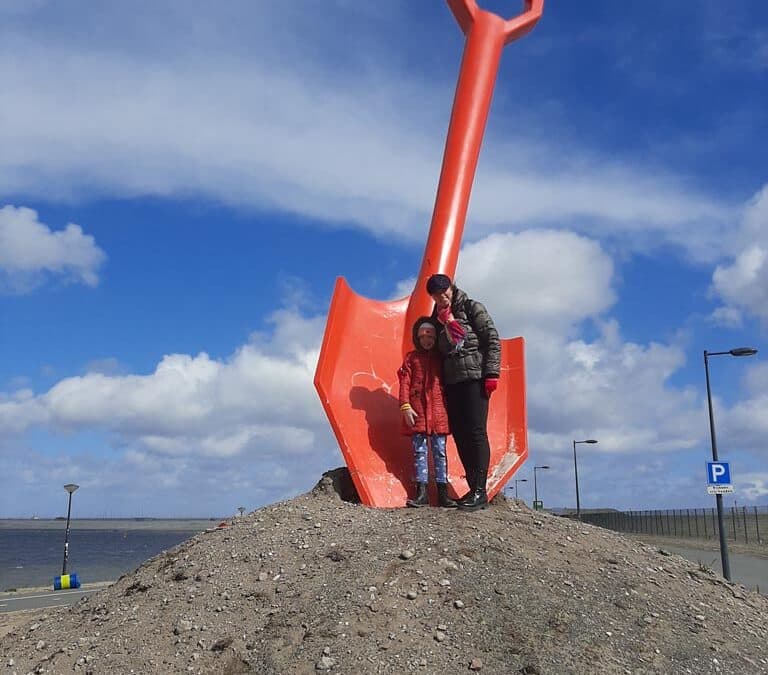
426, 273, 500, 511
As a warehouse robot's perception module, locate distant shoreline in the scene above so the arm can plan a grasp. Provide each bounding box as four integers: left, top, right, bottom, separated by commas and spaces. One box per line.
0, 518, 227, 531
0, 580, 114, 598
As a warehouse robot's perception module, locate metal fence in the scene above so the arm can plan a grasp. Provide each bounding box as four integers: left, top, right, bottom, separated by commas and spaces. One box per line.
579, 505, 768, 545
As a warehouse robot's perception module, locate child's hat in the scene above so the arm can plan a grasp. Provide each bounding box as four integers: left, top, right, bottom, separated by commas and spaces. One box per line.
417, 321, 436, 334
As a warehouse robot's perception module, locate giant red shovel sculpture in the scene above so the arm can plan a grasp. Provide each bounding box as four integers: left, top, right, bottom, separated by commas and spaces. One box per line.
315, 0, 543, 507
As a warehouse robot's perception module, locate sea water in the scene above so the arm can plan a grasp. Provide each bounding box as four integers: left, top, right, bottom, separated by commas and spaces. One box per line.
0, 526, 208, 590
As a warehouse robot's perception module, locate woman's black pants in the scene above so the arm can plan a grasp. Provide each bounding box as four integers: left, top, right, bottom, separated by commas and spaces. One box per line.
445, 379, 490, 487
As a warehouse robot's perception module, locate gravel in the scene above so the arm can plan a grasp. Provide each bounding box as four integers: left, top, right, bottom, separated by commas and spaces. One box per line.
1, 468, 766, 674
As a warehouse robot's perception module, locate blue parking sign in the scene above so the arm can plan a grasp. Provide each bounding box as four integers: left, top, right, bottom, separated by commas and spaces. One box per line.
706, 461, 731, 485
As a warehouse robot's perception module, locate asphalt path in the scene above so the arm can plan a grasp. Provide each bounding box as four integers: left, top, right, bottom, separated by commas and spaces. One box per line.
0, 584, 107, 614
659, 544, 767, 592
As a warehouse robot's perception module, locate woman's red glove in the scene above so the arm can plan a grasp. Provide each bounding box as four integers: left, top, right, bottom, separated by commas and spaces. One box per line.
484, 378, 499, 397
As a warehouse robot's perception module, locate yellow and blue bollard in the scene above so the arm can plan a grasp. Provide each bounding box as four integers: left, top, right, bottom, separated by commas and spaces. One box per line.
53, 573, 80, 590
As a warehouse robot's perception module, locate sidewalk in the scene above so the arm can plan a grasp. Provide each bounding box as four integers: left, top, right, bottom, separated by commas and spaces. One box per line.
629, 533, 768, 559
630, 534, 767, 593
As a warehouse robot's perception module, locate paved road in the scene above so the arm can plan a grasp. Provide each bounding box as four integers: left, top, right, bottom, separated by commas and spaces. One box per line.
0, 585, 106, 614
660, 544, 767, 592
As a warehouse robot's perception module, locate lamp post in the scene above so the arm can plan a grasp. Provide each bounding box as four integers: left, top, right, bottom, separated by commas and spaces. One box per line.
704, 346, 757, 582
514, 478, 527, 500
62, 483, 79, 575
533, 465, 550, 510
573, 439, 598, 519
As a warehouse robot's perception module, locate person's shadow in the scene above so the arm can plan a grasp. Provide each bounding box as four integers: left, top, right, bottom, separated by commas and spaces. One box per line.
349, 385, 411, 497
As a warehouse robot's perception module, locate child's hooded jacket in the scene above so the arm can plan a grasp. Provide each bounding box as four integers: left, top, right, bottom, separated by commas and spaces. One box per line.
397, 318, 450, 436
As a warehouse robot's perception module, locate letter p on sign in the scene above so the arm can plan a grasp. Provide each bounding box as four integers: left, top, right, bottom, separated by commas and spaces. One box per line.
707, 461, 731, 485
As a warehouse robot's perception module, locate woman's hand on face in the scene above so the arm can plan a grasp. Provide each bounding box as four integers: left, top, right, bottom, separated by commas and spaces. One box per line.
437, 306, 454, 324
432, 289, 452, 311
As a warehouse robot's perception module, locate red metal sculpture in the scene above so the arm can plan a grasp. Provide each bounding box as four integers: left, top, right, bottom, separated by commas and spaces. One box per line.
315, 0, 544, 507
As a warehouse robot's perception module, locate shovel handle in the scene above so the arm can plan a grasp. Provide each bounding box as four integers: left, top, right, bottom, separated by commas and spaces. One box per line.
405, 0, 543, 341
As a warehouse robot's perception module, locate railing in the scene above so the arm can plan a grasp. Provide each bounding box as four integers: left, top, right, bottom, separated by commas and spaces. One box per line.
578, 505, 767, 545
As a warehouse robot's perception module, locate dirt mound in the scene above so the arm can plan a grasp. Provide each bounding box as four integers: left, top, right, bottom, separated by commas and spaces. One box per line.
2, 468, 767, 674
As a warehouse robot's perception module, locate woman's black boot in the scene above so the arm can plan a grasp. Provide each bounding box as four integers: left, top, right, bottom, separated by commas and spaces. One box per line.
437, 483, 458, 508
457, 468, 476, 505
406, 482, 429, 508
458, 470, 488, 511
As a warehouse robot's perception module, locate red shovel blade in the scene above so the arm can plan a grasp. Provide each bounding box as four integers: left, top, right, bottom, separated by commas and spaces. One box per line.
314, 277, 528, 507
488, 335, 528, 493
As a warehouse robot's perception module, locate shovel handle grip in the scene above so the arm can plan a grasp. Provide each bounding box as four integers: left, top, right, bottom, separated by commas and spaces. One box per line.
447, 0, 544, 44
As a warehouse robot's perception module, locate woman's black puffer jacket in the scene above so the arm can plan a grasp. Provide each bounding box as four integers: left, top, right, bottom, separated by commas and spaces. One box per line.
432, 286, 501, 385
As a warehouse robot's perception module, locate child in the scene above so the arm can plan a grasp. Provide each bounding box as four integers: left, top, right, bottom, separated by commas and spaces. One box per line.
398, 317, 457, 508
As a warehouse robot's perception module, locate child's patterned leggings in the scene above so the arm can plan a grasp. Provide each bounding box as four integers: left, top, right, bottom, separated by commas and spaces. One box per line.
412, 433, 448, 483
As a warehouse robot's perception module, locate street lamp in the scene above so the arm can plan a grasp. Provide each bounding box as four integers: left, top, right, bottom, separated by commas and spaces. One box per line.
62, 483, 79, 575
533, 465, 550, 510
514, 478, 527, 500
703, 346, 757, 581
573, 439, 598, 519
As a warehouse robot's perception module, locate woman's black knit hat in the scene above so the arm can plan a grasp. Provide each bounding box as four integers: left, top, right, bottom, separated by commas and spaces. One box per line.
426, 273, 452, 294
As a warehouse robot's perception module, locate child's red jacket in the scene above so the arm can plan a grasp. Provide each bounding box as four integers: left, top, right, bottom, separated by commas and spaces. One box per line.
397, 348, 450, 436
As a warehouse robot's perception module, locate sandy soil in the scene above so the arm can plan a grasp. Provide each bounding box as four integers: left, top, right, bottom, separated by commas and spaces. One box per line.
0, 609, 38, 641
1, 469, 766, 674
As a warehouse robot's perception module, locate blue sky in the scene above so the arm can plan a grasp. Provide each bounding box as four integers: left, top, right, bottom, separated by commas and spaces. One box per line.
1, 0, 766, 517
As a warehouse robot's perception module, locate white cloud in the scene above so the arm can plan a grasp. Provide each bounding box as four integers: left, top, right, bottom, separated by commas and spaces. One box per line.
739, 473, 768, 500
402, 231, 753, 471
709, 306, 743, 328
0, 281, 336, 514
0, 205, 106, 291
711, 245, 768, 316
710, 185, 768, 323
456, 230, 616, 339
405, 231, 705, 461
742, 361, 768, 395
0, 308, 328, 464
1, 229, 765, 513
0, 388, 49, 434
722, 362, 768, 448
470, 151, 731, 259
0, 5, 736, 261
4, 4, 764, 516
449, 231, 708, 470
84, 357, 123, 376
